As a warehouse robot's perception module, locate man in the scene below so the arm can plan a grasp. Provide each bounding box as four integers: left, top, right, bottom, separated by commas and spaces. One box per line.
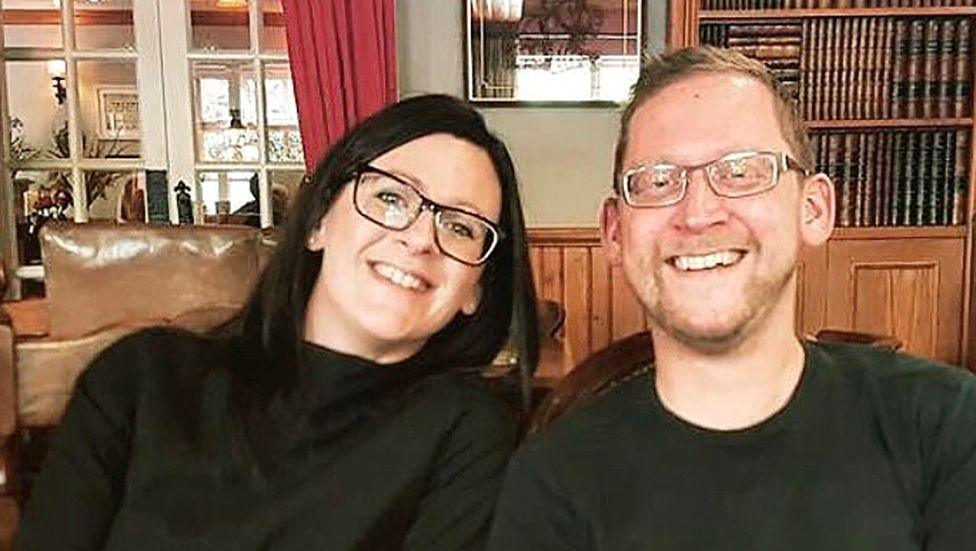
487, 47, 976, 550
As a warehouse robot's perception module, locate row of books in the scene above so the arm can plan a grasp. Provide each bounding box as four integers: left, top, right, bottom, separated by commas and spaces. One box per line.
700, 17, 973, 120
700, 0, 976, 9
812, 129, 970, 227
699, 22, 804, 102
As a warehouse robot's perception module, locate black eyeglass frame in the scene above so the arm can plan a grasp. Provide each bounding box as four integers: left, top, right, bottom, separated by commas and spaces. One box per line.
618, 150, 812, 208
351, 164, 504, 266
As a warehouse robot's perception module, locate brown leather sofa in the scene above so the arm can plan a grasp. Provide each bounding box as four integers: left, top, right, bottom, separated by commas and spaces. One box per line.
0, 222, 272, 549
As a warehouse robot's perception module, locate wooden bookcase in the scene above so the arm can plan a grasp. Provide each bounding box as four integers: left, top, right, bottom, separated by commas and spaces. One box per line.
667, 0, 976, 369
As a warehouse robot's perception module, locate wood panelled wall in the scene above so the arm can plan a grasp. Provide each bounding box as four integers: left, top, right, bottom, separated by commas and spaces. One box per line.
528, 227, 968, 376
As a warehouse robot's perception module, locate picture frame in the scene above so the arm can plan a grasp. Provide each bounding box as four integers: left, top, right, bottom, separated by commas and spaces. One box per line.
96, 86, 140, 140
464, 0, 645, 106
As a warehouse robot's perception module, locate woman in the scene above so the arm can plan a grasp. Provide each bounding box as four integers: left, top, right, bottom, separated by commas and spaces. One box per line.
17, 94, 539, 550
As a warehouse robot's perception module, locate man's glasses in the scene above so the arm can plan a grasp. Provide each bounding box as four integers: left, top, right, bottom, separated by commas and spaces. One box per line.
352, 165, 502, 266
619, 150, 811, 208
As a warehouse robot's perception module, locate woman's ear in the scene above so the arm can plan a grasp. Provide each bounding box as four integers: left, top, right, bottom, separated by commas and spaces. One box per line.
461, 283, 482, 316
306, 225, 327, 252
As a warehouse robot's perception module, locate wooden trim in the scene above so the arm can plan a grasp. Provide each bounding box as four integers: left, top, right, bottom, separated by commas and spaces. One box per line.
699, 7, 976, 20
527, 227, 600, 245
0, 9, 284, 27
2, 9, 130, 26
831, 226, 968, 240
967, 17, 976, 370
190, 10, 284, 27
528, 225, 968, 244
807, 118, 973, 130
668, 0, 699, 48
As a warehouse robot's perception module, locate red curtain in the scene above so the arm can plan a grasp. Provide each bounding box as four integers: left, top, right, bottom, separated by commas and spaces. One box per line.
282, 0, 398, 172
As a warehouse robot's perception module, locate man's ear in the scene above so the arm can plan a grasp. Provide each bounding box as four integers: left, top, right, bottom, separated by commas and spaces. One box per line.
798, 172, 835, 247
600, 197, 624, 267
461, 283, 482, 316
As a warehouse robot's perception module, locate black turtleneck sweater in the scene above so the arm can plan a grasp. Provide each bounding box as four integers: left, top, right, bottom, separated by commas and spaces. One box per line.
17, 328, 518, 550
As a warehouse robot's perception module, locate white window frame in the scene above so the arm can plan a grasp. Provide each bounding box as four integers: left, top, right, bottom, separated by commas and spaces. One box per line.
159, 0, 304, 229
0, 0, 167, 293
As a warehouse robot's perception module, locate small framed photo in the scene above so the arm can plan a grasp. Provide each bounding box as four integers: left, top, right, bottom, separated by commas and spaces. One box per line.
97, 86, 140, 140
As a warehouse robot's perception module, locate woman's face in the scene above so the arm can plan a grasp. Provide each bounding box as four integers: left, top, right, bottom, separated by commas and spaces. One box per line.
303, 133, 503, 363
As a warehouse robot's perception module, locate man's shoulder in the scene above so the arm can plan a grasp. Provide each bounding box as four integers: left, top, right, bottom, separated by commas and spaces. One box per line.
807, 340, 976, 410
518, 368, 651, 463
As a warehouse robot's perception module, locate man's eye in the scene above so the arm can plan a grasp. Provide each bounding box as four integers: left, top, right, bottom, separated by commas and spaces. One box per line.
728, 162, 748, 178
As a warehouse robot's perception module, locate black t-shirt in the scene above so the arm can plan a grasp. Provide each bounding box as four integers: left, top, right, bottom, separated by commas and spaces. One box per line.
487, 341, 976, 550
17, 328, 517, 550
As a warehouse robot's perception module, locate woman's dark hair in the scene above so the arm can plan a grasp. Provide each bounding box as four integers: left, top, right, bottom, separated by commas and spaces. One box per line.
233, 94, 539, 417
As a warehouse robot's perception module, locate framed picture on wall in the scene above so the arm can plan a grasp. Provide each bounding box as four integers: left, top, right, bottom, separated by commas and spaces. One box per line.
97, 86, 140, 140
465, 0, 645, 105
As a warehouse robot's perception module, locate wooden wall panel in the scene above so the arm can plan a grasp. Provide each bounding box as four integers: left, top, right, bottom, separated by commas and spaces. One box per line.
589, 246, 612, 353
850, 264, 938, 358
826, 238, 964, 364
529, 229, 966, 370
562, 248, 591, 364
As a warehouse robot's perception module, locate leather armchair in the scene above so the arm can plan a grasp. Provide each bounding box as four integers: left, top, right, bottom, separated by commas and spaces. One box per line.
0, 222, 271, 548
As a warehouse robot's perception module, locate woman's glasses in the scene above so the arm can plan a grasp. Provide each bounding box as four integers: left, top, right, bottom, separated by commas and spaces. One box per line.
352, 165, 502, 266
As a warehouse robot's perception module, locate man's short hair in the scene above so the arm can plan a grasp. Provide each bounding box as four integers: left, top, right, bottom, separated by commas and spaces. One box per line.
614, 46, 813, 191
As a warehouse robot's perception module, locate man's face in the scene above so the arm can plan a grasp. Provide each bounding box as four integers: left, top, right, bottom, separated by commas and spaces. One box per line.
602, 72, 833, 352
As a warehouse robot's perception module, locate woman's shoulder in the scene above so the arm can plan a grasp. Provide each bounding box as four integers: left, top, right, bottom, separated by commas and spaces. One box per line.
417, 372, 519, 440
77, 326, 228, 406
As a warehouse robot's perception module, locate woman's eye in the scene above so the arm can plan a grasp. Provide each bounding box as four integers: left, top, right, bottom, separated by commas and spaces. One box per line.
376, 191, 406, 208
446, 221, 474, 239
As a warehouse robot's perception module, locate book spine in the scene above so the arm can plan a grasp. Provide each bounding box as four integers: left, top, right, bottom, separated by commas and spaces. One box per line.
801, 20, 812, 120
920, 18, 940, 118
841, 133, 855, 226
879, 18, 894, 119
930, 130, 945, 225
957, 19, 972, 117
943, 130, 956, 225
877, 131, 891, 226
889, 132, 905, 225
937, 19, 956, 118
953, 130, 970, 225
915, 130, 931, 225
901, 132, 917, 225
812, 19, 824, 120
905, 19, 925, 118
891, 19, 908, 119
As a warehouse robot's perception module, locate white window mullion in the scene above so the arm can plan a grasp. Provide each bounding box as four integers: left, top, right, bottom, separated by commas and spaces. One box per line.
0, 0, 18, 297
249, 0, 271, 228
62, 0, 87, 222
157, 0, 196, 224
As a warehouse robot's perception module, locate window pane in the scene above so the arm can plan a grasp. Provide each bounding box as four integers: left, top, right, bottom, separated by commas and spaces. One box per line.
515, 56, 592, 101
14, 170, 74, 265
190, 0, 251, 52
85, 170, 141, 221
264, 64, 303, 164
6, 60, 67, 158
192, 61, 259, 162
74, 0, 135, 50
77, 60, 141, 158
197, 170, 260, 226
262, 0, 286, 52
596, 56, 639, 102
2, 1, 63, 49
269, 169, 303, 225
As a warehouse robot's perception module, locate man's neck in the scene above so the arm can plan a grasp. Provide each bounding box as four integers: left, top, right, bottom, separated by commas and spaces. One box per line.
652, 302, 806, 431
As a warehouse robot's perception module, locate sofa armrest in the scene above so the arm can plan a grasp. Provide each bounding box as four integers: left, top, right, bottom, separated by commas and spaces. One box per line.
0, 311, 18, 503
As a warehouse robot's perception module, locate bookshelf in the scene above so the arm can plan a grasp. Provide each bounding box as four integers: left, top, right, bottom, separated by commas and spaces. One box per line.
668, 0, 976, 369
